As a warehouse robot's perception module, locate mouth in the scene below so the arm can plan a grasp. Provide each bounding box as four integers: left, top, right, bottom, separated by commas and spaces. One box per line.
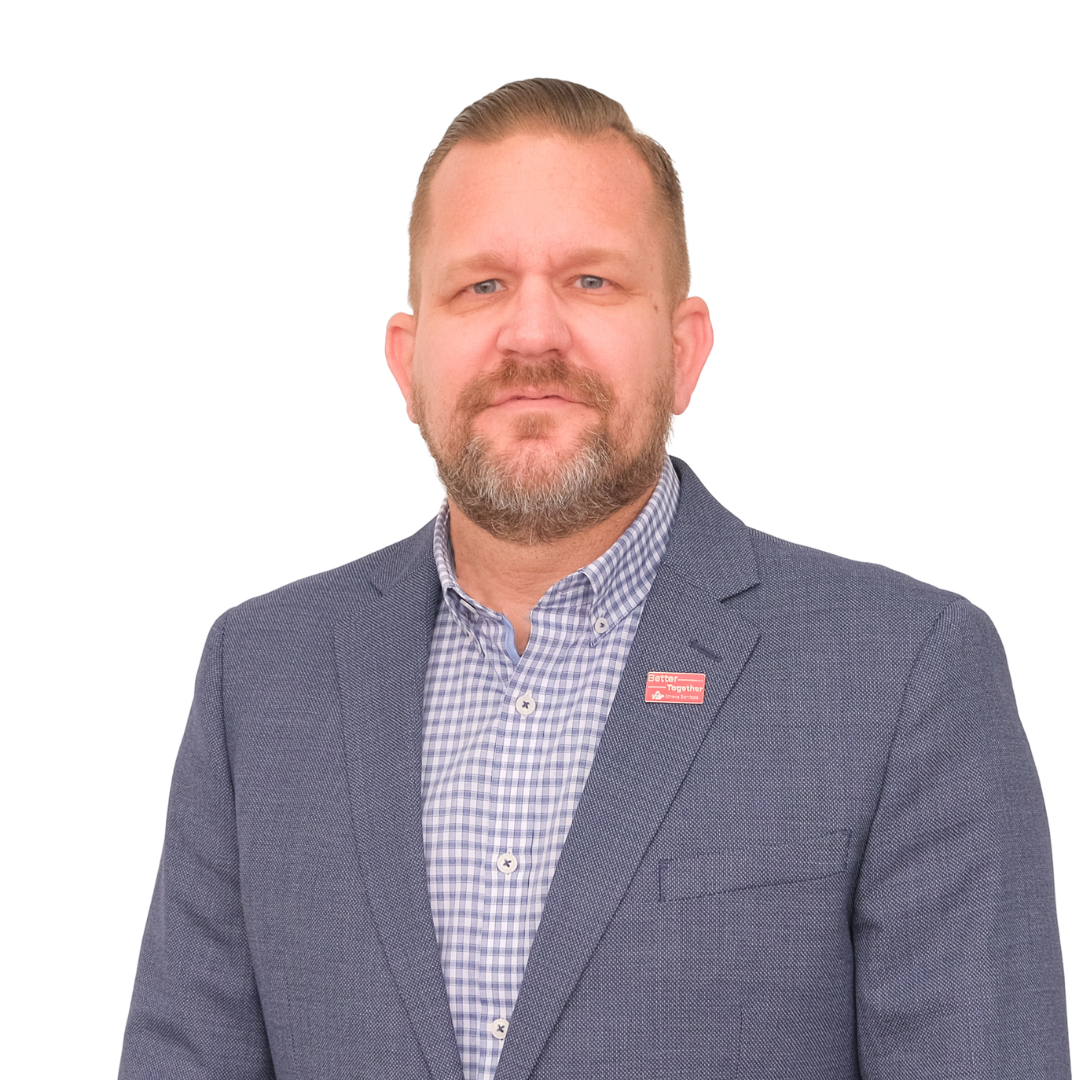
486, 389, 588, 409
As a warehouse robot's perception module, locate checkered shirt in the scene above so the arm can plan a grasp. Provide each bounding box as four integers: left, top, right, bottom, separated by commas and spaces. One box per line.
421, 458, 679, 1080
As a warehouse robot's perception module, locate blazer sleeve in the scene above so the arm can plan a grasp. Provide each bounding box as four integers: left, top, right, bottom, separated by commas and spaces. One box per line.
119, 612, 275, 1080
852, 598, 1070, 1077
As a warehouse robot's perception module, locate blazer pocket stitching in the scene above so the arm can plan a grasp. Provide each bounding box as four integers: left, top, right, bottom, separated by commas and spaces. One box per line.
659, 828, 852, 902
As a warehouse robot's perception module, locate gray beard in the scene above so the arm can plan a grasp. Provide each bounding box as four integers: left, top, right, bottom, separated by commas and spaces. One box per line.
432, 421, 670, 545
414, 355, 674, 545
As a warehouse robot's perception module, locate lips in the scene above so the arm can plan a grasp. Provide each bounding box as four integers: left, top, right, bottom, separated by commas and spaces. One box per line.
487, 389, 585, 408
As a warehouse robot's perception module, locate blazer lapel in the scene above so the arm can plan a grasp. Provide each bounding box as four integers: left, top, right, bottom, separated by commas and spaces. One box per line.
495, 461, 762, 1080
334, 535, 464, 1080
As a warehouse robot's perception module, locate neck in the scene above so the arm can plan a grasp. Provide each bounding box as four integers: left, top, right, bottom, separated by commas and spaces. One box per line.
448, 484, 657, 655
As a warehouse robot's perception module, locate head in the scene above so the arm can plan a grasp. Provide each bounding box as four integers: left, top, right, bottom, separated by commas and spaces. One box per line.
386, 79, 713, 544
408, 78, 690, 314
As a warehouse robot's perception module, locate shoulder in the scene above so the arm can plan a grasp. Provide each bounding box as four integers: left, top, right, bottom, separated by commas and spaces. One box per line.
214, 519, 436, 643
748, 526, 961, 611
739, 526, 992, 669
670, 459, 969, 642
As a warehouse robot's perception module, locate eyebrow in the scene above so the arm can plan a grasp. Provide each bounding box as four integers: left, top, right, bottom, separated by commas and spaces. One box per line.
437, 252, 509, 279
439, 247, 637, 280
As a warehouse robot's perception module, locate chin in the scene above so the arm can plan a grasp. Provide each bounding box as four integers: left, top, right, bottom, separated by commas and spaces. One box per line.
489, 428, 599, 480
483, 409, 581, 445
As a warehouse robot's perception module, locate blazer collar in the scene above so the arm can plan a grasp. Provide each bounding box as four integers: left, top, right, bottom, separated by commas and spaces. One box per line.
662, 457, 761, 601
362, 457, 759, 604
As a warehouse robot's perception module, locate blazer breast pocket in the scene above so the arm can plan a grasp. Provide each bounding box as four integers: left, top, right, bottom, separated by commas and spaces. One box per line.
658, 828, 852, 902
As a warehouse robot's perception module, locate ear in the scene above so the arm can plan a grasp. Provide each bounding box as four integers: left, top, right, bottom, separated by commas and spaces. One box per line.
385, 312, 419, 423
670, 296, 714, 415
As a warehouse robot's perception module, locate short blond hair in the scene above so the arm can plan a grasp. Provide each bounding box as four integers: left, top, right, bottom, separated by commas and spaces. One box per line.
408, 78, 690, 312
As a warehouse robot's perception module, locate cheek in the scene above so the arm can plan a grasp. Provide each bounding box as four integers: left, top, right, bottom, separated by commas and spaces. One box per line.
585, 321, 672, 388
410, 345, 457, 401
414, 320, 488, 385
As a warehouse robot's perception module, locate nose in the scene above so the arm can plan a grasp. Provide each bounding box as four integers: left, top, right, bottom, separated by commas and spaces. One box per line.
495, 277, 572, 358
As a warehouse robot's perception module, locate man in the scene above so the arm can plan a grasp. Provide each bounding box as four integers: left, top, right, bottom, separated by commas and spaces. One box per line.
120, 78, 1069, 1078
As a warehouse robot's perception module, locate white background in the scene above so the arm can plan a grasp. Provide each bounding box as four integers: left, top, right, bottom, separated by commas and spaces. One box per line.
3, 1, 1076, 1072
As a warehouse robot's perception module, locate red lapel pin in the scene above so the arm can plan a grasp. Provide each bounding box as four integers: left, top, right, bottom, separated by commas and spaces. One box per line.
645, 671, 706, 704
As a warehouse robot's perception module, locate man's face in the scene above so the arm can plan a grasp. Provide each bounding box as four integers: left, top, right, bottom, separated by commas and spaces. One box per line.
386, 131, 711, 542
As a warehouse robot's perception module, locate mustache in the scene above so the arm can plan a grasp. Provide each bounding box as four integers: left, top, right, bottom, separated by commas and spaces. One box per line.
453, 356, 615, 421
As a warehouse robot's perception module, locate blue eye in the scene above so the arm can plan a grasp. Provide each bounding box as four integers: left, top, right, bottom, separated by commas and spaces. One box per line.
579, 275, 605, 289
471, 280, 500, 294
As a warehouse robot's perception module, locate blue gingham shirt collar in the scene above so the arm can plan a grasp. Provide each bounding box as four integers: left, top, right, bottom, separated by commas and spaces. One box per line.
431, 457, 680, 650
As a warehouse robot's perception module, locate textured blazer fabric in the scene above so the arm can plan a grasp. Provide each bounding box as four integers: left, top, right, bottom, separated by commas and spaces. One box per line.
119, 459, 1069, 1079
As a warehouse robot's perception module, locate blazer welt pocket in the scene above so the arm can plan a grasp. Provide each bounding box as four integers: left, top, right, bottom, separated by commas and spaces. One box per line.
659, 829, 851, 902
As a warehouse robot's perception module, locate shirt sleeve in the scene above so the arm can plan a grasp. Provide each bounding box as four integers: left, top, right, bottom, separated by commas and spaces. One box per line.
118, 611, 276, 1080
852, 598, 1069, 1077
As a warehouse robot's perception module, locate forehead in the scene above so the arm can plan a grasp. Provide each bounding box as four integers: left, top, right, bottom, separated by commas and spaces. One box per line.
422, 132, 663, 270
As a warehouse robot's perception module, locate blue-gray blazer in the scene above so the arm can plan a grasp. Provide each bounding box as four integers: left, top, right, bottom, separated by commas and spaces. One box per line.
120, 459, 1069, 1078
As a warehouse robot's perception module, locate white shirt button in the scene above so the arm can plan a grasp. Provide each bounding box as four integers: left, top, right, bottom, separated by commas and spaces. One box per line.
496, 851, 519, 875
489, 1017, 509, 1040
593, 616, 610, 634
515, 691, 536, 717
